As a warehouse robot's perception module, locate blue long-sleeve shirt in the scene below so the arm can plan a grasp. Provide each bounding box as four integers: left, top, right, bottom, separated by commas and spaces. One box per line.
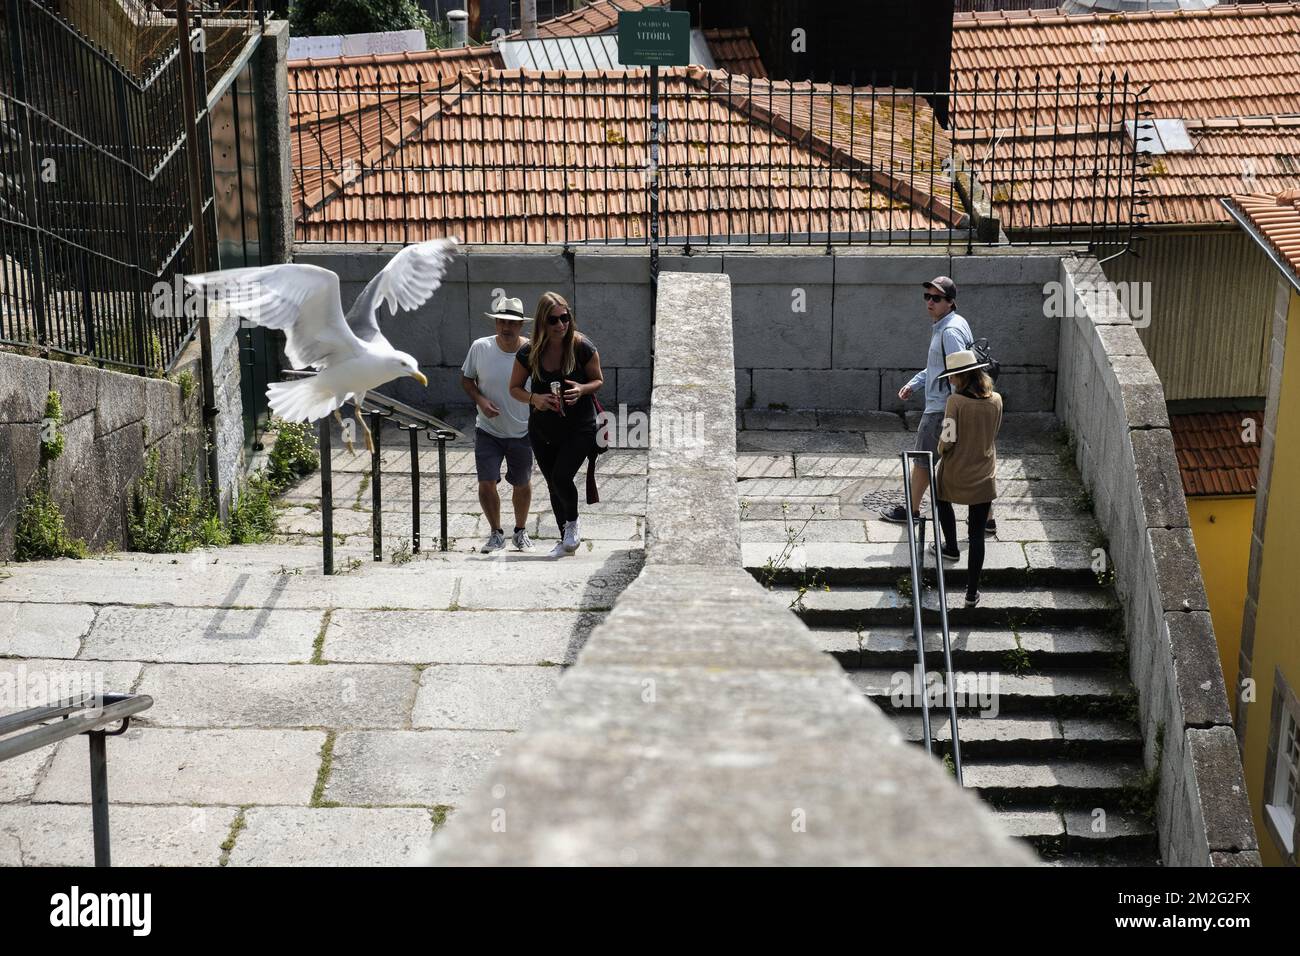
906, 311, 973, 414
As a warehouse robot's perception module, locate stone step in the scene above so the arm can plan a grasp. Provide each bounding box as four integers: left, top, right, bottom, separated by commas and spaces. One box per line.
891, 714, 1142, 759
961, 759, 1147, 806
811, 624, 1125, 669
994, 807, 1157, 860
744, 541, 1100, 587
778, 584, 1119, 629
849, 667, 1136, 716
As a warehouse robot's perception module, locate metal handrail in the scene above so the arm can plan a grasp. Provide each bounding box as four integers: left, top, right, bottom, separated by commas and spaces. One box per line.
285, 374, 464, 574
899, 450, 964, 785
0, 693, 154, 866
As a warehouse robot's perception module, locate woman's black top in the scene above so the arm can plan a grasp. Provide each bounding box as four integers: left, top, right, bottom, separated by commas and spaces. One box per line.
516, 336, 598, 435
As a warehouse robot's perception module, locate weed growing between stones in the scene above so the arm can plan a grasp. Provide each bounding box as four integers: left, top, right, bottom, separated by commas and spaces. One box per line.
431, 805, 454, 829
174, 368, 196, 403
391, 538, 413, 565
15, 488, 87, 560
896, 574, 913, 601
267, 419, 320, 491
15, 390, 87, 561
757, 501, 829, 610
311, 732, 339, 808
1003, 632, 1033, 676
218, 807, 249, 867
128, 450, 227, 553
228, 474, 278, 545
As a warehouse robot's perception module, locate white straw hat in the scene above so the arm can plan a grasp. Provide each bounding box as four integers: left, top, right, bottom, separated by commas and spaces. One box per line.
935, 349, 990, 381
483, 296, 527, 322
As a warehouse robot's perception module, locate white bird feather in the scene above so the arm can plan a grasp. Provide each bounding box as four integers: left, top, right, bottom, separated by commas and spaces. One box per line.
185, 239, 458, 425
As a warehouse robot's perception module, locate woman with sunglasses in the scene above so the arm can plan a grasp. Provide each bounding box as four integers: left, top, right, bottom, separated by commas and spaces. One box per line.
509, 292, 605, 557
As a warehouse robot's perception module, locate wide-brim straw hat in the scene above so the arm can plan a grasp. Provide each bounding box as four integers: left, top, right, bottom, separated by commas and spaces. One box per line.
483, 296, 527, 322
936, 348, 989, 381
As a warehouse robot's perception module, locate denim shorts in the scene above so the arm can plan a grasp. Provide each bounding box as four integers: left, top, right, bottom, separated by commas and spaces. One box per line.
915, 411, 944, 454
474, 428, 533, 485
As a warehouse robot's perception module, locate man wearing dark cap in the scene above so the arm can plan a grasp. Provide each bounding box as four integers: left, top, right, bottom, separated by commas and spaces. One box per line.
881, 276, 996, 537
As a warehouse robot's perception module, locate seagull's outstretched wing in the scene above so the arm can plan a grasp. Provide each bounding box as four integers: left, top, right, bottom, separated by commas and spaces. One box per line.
345, 238, 459, 349
185, 264, 364, 371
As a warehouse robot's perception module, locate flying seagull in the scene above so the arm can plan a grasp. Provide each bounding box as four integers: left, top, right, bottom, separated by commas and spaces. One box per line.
186, 239, 458, 453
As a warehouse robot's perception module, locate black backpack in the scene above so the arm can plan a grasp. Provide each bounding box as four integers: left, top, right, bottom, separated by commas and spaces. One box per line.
941, 334, 1000, 392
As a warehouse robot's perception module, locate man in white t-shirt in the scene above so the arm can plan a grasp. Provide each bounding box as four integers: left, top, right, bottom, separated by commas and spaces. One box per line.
461, 296, 534, 552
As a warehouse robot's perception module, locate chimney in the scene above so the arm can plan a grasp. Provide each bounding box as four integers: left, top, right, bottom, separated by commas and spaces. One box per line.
448, 9, 469, 47
520, 0, 538, 39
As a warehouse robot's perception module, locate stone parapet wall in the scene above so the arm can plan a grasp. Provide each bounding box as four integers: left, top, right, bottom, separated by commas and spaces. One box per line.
430, 271, 1035, 866
1055, 254, 1259, 866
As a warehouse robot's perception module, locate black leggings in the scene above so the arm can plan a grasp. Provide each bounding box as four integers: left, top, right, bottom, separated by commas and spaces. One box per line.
937, 500, 992, 599
530, 427, 595, 531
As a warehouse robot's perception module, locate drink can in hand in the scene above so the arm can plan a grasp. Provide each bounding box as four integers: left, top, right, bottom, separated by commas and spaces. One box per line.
550, 380, 563, 415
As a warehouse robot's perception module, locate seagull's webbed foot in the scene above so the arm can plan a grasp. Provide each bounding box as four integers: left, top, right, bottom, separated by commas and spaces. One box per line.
333, 409, 356, 455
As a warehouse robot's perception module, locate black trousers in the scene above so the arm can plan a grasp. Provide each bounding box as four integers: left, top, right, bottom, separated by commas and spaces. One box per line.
937, 500, 992, 599
530, 426, 595, 531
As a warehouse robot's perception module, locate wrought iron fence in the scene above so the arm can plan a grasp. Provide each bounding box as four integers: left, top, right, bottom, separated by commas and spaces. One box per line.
0, 0, 221, 372
289, 63, 1147, 258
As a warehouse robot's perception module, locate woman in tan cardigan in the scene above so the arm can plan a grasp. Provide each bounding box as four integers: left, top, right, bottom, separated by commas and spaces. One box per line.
934, 350, 1003, 607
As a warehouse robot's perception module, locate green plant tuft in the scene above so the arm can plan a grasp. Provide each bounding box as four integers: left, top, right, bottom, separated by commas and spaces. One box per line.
15, 488, 87, 560
175, 369, 197, 403
39, 390, 65, 465
268, 419, 320, 493
128, 450, 229, 553
229, 473, 278, 544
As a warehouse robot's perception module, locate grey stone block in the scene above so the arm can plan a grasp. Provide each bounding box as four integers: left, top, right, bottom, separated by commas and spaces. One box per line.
0, 351, 50, 423
143, 377, 181, 444
996, 368, 1056, 413
229, 807, 435, 867
0, 602, 95, 658
93, 364, 146, 438
733, 284, 832, 368
1166, 611, 1232, 728
832, 283, 931, 368
1186, 726, 1258, 854
723, 252, 834, 285
413, 664, 564, 730
49, 360, 99, 422
751, 368, 880, 411
879, 369, 921, 412
574, 280, 653, 368
734, 368, 753, 408
957, 286, 1059, 367
1209, 851, 1262, 867
1130, 429, 1189, 529
1149, 528, 1209, 612
658, 254, 724, 274
325, 729, 511, 806
615, 367, 652, 407
0, 804, 236, 867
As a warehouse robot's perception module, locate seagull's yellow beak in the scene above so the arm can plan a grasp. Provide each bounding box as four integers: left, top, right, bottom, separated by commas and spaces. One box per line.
410, 370, 428, 386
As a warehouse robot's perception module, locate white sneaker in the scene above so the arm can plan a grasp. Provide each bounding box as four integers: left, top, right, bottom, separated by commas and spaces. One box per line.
547, 541, 568, 558
480, 530, 506, 553
513, 528, 534, 551
562, 519, 581, 553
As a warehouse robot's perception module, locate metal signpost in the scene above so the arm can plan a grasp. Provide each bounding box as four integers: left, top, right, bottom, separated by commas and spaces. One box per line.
617, 9, 691, 288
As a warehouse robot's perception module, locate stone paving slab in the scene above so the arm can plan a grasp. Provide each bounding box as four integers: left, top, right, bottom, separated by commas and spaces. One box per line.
0, 803, 237, 866
740, 409, 818, 431
324, 729, 512, 806
0, 603, 95, 658
35, 728, 325, 805
851, 668, 1132, 702
325, 609, 600, 665
413, 664, 564, 731
0, 657, 143, 708
80, 606, 326, 664
991, 519, 1096, 542
737, 498, 841, 521
793, 455, 898, 479
135, 663, 420, 729
228, 807, 435, 866
741, 540, 1031, 574
0, 562, 461, 609
0, 750, 51, 803
895, 715, 1063, 744
739, 518, 868, 544
730, 476, 864, 498
736, 430, 866, 453
1025, 542, 1101, 572
735, 454, 795, 479
816, 411, 909, 432
996, 809, 1066, 839
962, 760, 1143, 792
529, 514, 641, 541
455, 552, 643, 611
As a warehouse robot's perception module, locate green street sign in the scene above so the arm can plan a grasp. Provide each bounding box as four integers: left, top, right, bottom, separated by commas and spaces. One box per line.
617, 9, 691, 67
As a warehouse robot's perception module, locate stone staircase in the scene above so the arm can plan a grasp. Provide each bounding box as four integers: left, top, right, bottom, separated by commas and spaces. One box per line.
737, 411, 1160, 865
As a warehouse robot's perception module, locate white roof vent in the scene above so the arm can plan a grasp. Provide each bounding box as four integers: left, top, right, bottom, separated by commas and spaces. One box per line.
1063, 0, 1219, 12
1125, 118, 1194, 155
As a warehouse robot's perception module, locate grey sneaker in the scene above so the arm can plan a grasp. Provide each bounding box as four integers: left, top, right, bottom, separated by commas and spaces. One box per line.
513, 528, 534, 551
547, 541, 568, 558
562, 519, 581, 553
480, 529, 506, 553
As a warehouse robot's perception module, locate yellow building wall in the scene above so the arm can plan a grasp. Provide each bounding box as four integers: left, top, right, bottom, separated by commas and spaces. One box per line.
1245, 287, 1300, 867
1189, 496, 1254, 696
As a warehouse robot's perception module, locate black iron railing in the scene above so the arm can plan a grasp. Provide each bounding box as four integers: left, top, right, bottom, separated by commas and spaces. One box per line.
289, 65, 1147, 258
0, 692, 153, 867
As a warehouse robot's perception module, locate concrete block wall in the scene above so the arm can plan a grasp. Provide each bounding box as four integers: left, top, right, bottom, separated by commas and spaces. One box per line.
0, 314, 244, 559
294, 246, 1062, 418
1055, 254, 1258, 867
430, 271, 1037, 866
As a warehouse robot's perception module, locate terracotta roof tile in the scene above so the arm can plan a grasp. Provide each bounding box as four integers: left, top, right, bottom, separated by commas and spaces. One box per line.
703, 28, 768, 79
293, 68, 961, 245
1169, 411, 1263, 496
1229, 187, 1300, 275
952, 3, 1300, 122
530, 0, 667, 38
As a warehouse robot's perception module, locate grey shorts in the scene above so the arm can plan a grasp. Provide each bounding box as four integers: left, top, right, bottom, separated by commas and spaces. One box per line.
475, 428, 533, 485
915, 412, 944, 454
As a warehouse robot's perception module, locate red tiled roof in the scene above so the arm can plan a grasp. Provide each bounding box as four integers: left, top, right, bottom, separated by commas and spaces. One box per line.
293, 68, 961, 244
952, 2, 1300, 122
1170, 411, 1263, 496
703, 28, 767, 78
1230, 187, 1300, 275
532, 0, 667, 38
950, 2, 1300, 228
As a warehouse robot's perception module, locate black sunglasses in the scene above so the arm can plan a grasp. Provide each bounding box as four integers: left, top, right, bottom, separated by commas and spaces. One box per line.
922, 293, 949, 303
547, 312, 571, 326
